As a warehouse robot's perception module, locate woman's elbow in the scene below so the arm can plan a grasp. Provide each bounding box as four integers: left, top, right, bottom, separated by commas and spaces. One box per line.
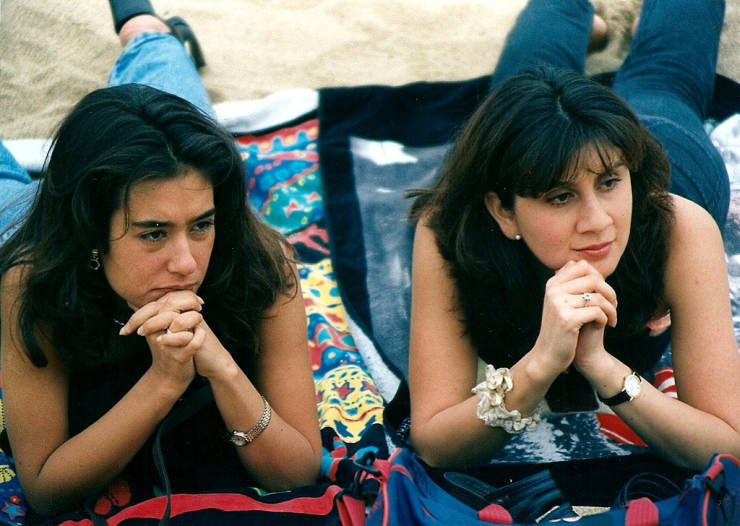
287, 447, 322, 488
22, 485, 81, 518
256, 443, 322, 491
409, 427, 459, 470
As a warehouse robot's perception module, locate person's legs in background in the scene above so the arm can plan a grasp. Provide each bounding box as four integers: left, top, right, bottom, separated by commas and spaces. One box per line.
490, 0, 602, 89
0, 142, 40, 243
612, 0, 729, 228
107, 0, 213, 118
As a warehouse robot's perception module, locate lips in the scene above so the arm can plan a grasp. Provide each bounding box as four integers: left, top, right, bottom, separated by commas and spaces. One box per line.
153, 284, 198, 294
576, 242, 612, 259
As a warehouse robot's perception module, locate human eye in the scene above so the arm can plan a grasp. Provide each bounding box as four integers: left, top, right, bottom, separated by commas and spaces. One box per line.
192, 219, 215, 234
139, 230, 166, 242
545, 191, 573, 206
599, 176, 621, 191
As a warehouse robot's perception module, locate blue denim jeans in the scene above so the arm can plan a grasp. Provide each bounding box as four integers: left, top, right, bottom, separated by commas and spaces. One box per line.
0, 31, 212, 241
0, 145, 40, 243
107, 32, 214, 118
491, 0, 730, 228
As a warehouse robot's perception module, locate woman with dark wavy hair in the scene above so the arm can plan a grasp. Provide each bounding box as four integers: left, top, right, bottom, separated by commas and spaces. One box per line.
408, 0, 740, 486
0, 2, 320, 517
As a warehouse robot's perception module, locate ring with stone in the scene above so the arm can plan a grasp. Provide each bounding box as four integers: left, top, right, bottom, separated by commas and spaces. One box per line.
581, 292, 592, 304
166, 327, 173, 334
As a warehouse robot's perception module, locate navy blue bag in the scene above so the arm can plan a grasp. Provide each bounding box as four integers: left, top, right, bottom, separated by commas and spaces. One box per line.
365, 448, 740, 526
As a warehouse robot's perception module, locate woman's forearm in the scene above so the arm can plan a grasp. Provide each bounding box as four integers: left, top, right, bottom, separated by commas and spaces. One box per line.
580, 353, 740, 470
207, 362, 321, 490
411, 350, 559, 469
411, 394, 510, 469
17, 368, 185, 515
619, 386, 740, 469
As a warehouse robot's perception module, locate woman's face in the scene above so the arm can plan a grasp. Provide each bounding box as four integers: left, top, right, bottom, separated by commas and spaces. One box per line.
487, 146, 632, 278
102, 169, 216, 310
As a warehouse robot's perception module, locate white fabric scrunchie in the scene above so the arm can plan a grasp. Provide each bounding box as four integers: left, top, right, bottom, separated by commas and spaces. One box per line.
472, 365, 542, 434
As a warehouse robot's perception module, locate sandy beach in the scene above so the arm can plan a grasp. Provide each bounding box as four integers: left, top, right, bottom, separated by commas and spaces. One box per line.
0, 0, 738, 140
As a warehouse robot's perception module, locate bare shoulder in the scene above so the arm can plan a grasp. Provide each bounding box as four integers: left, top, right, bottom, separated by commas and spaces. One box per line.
412, 215, 444, 263
663, 194, 727, 303
1, 264, 61, 370
1, 265, 29, 332
667, 194, 722, 247
1, 264, 27, 296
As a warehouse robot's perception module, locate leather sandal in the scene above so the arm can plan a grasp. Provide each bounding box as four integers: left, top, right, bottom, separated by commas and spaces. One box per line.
164, 16, 206, 69
108, 0, 206, 69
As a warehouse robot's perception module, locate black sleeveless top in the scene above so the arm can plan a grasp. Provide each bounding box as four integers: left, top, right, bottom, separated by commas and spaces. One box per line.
68, 336, 254, 495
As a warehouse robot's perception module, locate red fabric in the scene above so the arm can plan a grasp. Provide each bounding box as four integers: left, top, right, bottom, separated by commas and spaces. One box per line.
625, 497, 659, 526
477, 503, 513, 524
597, 413, 648, 446
58, 486, 345, 526
337, 494, 367, 526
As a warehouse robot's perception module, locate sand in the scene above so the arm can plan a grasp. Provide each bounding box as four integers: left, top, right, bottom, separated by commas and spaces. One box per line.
0, 0, 738, 140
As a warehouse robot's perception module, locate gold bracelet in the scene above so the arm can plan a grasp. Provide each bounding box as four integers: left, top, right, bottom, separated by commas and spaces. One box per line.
228, 395, 272, 446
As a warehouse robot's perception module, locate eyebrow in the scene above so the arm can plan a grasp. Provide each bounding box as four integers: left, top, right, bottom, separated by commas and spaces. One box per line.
130, 208, 216, 229
582, 160, 626, 177
600, 161, 626, 176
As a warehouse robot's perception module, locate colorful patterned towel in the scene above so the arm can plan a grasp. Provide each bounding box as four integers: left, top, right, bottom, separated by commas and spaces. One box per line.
237, 119, 389, 457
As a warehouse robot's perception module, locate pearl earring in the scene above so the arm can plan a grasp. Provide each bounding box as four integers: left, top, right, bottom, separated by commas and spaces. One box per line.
514, 234, 522, 241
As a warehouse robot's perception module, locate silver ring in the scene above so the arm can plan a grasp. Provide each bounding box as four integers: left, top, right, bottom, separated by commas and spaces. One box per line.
166, 327, 172, 334
582, 292, 592, 304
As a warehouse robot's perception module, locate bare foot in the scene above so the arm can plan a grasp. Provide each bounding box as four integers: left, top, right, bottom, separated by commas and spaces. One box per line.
118, 14, 170, 47
588, 14, 608, 52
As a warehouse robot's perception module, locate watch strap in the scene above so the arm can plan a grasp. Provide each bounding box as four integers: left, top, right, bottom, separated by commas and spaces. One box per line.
229, 395, 272, 446
598, 371, 641, 406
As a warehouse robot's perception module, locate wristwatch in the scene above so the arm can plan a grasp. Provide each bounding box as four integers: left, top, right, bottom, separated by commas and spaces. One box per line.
598, 371, 642, 406
228, 396, 272, 446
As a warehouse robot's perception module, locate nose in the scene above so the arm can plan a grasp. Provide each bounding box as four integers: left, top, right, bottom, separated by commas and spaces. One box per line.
576, 192, 612, 233
167, 235, 198, 276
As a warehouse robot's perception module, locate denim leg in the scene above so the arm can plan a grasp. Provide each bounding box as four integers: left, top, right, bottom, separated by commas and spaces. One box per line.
640, 112, 729, 230
613, 0, 723, 120
107, 32, 215, 118
612, 0, 729, 228
490, 0, 594, 89
0, 141, 40, 243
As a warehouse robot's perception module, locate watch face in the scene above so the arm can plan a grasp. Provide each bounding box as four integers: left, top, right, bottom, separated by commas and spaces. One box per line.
625, 374, 641, 398
230, 433, 248, 447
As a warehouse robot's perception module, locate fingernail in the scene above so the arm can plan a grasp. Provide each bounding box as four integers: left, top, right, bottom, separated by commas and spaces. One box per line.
137, 327, 144, 336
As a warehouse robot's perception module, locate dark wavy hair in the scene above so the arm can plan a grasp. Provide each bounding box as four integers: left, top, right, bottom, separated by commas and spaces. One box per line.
409, 66, 673, 373
0, 84, 294, 371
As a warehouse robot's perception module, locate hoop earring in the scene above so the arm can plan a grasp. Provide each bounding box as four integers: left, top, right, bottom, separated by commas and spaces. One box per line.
89, 249, 101, 271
